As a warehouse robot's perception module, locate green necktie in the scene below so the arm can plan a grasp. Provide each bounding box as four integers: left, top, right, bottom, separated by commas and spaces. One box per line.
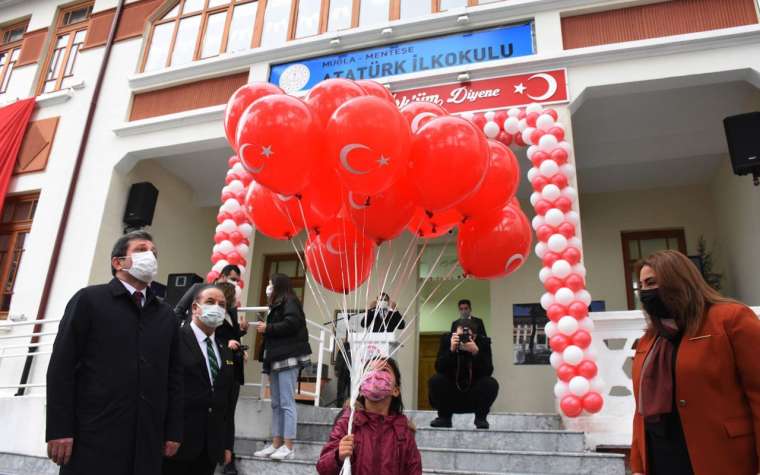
205, 337, 219, 383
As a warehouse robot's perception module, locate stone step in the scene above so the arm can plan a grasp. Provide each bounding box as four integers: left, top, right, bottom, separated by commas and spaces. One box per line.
251, 421, 585, 452
234, 439, 625, 474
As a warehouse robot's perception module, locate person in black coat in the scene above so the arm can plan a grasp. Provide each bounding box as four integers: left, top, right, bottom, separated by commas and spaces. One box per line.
450, 299, 488, 337
46, 231, 183, 475
361, 292, 406, 332
428, 318, 499, 430
253, 273, 311, 461
163, 285, 236, 475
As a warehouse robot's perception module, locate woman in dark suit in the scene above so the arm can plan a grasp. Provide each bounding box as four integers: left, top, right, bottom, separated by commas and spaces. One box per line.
253, 273, 312, 461
631, 250, 760, 475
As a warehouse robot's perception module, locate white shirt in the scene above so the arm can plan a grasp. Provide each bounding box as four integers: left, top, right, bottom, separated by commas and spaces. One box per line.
119, 279, 147, 306
190, 321, 222, 385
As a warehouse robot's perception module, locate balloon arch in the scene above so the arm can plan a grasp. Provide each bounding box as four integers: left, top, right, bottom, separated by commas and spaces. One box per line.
210, 79, 603, 418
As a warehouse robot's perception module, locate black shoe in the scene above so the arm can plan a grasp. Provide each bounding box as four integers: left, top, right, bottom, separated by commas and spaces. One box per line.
474, 417, 490, 429
430, 416, 452, 428
222, 461, 239, 475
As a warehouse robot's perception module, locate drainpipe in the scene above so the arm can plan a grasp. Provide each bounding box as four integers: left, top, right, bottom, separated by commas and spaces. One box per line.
16, 0, 127, 394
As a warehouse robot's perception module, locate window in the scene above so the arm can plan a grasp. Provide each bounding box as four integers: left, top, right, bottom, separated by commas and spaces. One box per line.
327, 0, 352, 31
0, 21, 27, 96
39, 3, 92, 94
400, 0, 430, 19
438, 0, 467, 11
295, 0, 321, 38
359, 0, 390, 27
0, 193, 38, 319
143, 0, 259, 71
260, 0, 292, 47
621, 229, 686, 310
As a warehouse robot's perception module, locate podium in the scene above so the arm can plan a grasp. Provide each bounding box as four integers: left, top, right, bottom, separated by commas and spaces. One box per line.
347, 332, 400, 372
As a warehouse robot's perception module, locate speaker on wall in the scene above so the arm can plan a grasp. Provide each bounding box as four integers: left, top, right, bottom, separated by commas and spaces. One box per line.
165, 273, 203, 307
723, 112, 760, 185
123, 182, 159, 228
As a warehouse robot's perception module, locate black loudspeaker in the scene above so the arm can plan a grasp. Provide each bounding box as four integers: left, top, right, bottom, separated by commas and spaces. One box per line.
723, 112, 760, 184
165, 273, 203, 307
123, 182, 159, 228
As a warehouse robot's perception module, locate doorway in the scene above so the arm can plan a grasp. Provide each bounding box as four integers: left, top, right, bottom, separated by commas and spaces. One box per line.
417, 333, 440, 409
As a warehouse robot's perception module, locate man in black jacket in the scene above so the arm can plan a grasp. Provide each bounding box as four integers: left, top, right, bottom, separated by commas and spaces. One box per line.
163, 284, 236, 475
361, 292, 405, 332
450, 299, 488, 337
428, 318, 499, 429
46, 231, 183, 475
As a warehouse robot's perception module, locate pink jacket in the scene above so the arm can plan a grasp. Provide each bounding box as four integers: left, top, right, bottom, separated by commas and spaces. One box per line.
316, 409, 422, 475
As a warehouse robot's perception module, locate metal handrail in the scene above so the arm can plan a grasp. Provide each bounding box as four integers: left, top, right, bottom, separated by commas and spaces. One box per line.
0, 318, 61, 328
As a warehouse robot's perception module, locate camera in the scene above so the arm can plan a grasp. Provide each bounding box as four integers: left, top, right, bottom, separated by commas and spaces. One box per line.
458, 325, 472, 352
233, 344, 249, 353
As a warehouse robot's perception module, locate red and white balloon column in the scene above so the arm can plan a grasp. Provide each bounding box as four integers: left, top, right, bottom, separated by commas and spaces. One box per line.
469, 103, 604, 417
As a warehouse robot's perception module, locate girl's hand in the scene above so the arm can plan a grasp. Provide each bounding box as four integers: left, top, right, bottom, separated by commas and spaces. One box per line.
256, 322, 266, 334
338, 434, 354, 462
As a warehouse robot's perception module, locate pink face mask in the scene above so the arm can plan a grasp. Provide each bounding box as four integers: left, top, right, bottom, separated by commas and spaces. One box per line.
360, 370, 395, 402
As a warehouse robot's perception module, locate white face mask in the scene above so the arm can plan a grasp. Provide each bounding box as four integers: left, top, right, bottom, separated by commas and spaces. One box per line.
266, 284, 273, 298
377, 300, 389, 310
198, 304, 225, 328
126, 251, 158, 284
234, 284, 242, 301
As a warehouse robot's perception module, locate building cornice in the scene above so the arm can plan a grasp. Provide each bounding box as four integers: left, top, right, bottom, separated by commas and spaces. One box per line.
113, 103, 224, 136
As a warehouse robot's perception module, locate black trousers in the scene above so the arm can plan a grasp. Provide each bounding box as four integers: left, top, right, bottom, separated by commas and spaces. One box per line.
229, 382, 241, 458
428, 373, 499, 418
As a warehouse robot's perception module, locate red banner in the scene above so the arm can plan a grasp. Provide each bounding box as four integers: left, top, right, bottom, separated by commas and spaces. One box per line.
0, 98, 35, 212
393, 69, 568, 114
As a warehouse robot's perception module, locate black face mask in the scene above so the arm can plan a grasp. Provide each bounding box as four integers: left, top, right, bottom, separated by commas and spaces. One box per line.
638, 288, 669, 321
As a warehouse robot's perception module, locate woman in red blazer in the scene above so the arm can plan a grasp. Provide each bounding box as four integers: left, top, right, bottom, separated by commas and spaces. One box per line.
631, 250, 760, 475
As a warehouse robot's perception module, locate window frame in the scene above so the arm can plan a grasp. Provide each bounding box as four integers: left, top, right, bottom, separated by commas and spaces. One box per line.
0, 193, 39, 320
37, 2, 93, 95
620, 228, 687, 310
0, 20, 28, 95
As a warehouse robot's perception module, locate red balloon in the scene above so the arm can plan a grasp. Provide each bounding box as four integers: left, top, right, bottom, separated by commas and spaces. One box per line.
549, 334, 570, 352
526, 112, 539, 127
305, 79, 366, 127
577, 360, 598, 379
226, 251, 243, 265
551, 148, 568, 165
546, 109, 559, 121
544, 277, 563, 294
458, 205, 532, 279
530, 129, 544, 145
555, 197, 573, 213
582, 392, 604, 413
558, 222, 576, 238
536, 225, 555, 242
557, 364, 577, 382
206, 271, 220, 283
549, 126, 565, 141
300, 167, 343, 233
224, 82, 283, 150
572, 330, 592, 349
238, 95, 320, 195
547, 304, 566, 322
410, 116, 489, 211
470, 114, 487, 130
560, 395, 583, 417
214, 232, 229, 244
399, 101, 447, 134
407, 207, 461, 238
566, 274, 585, 292
356, 80, 395, 103
304, 217, 376, 293
211, 252, 224, 264
326, 96, 411, 195
569, 301, 588, 319
496, 131, 513, 146
562, 247, 582, 265
243, 182, 303, 240
542, 252, 561, 268
514, 132, 526, 147
217, 212, 232, 224
228, 156, 240, 168
531, 176, 549, 192
494, 110, 508, 126
535, 200, 552, 216
345, 178, 416, 243
457, 140, 520, 219
530, 151, 549, 168
550, 174, 569, 189
228, 231, 244, 245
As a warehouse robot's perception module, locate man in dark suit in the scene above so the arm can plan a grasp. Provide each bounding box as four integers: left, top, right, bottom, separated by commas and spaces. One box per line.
361, 292, 406, 332
450, 299, 488, 337
163, 284, 236, 475
46, 231, 183, 475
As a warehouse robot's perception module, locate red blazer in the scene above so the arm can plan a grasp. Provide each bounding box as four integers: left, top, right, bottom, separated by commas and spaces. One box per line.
630, 303, 760, 474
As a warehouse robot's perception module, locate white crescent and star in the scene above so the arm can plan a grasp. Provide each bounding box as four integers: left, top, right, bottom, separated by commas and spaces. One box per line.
347, 192, 369, 210
325, 234, 344, 255
411, 112, 438, 133
506, 254, 525, 272
238, 144, 274, 174
527, 73, 558, 101
339, 144, 390, 174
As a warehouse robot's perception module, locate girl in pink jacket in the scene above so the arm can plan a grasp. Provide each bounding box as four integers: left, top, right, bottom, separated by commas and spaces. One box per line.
316, 357, 422, 475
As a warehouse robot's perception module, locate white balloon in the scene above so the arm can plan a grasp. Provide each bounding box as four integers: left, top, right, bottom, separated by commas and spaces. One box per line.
532, 215, 546, 231
558, 315, 579, 335
215, 224, 223, 234
526, 145, 539, 160
569, 376, 590, 396
538, 133, 559, 152
228, 180, 245, 193
578, 317, 595, 332
504, 117, 521, 134
212, 244, 221, 254
563, 345, 584, 365
568, 237, 582, 250
539, 160, 560, 178
590, 376, 606, 393
584, 346, 599, 361
555, 287, 575, 306
238, 223, 254, 237
536, 113, 555, 131
232, 162, 246, 174
559, 164, 576, 181
572, 263, 587, 278
552, 259, 572, 279
527, 167, 538, 182
484, 111, 495, 121
518, 118, 528, 131
220, 219, 237, 233
540, 292, 555, 310
526, 103, 543, 113
461, 112, 474, 121
541, 184, 561, 202
545, 208, 565, 227
224, 198, 241, 212
484, 121, 500, 138
545, 321, 559, 339
559, 140, 573, 154
554, 380, 570, 398
547, 234, 568, 253
507, 107, 521, 118
530, 192, 541, 207
539, 267, 553, 283
550, 352, 565, 370
565, 211, 580, 227
535, 242, 548, 259
576, 289, 592, 305
212, 260, 229, 273
236, 243, 250, 256
561, 186, 578, 203
522, 127, 535, 145
218, 240, 235, 254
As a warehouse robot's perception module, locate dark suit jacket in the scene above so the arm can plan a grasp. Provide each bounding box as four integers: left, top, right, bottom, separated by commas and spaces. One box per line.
46, 278, 183, 475
171, 323, 236, 464
435, 332, 494, 383
450, 315, 488, 337
362, 308, 405, 332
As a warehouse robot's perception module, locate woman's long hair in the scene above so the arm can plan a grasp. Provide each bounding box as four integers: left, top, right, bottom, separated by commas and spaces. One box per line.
635, 250, 735, 336
268, 272, 298, 307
